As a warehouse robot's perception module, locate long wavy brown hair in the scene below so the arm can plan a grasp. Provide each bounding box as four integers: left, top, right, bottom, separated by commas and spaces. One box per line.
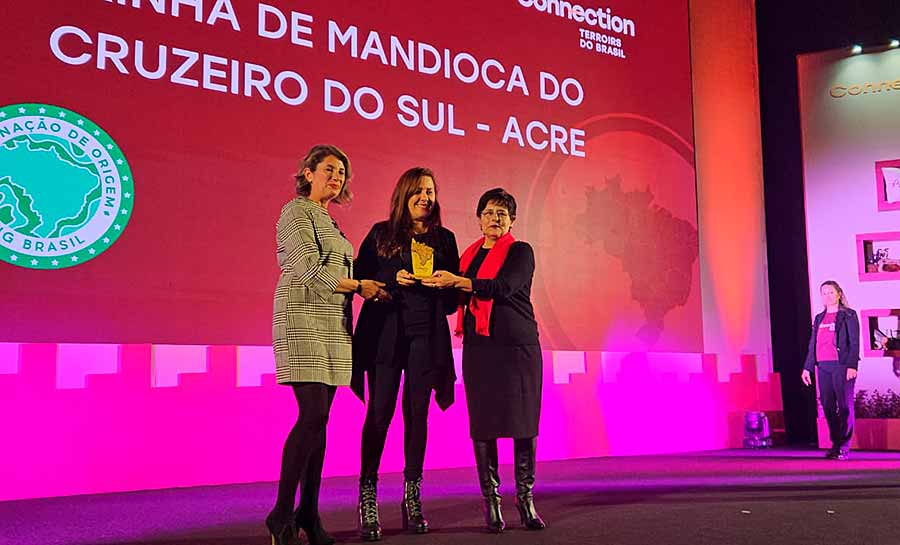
820, 280, 850, 309
376, 167, 442, 257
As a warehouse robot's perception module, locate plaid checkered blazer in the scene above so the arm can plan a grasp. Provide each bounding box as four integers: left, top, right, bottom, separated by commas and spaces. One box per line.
272, 197, 354, 385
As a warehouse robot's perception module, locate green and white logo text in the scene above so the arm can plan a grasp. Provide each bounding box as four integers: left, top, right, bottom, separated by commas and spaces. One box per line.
0, 103, 134, 269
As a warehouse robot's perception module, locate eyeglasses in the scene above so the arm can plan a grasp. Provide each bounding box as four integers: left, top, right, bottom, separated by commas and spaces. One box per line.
480, 210, 510, 220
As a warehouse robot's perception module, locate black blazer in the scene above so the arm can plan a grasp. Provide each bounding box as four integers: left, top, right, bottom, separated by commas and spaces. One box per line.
803, 307, 860, 371
351, 222, 459, 409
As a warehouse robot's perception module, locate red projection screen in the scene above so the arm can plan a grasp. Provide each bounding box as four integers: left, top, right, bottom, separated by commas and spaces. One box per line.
0, 0, 700, 351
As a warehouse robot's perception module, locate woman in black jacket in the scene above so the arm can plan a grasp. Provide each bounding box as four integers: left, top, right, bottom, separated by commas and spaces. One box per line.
352, 167, 459, 540
801, 280, 860, 460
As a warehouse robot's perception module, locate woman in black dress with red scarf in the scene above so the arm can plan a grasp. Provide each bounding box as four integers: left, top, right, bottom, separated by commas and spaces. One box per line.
426, 188, 545, 533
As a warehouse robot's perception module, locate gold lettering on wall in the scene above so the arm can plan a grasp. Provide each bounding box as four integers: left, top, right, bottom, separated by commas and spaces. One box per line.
830, 78, 900, 98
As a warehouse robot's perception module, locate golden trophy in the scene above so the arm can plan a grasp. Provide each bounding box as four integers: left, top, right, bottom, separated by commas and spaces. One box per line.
411, 239, 435, 279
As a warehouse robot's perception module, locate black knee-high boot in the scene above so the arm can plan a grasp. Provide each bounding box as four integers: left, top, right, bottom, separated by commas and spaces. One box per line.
513, 437, 546, 530
473, 440, 505, 533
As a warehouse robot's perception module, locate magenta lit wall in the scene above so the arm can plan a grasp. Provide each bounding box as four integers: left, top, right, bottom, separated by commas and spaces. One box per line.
0, 343, 779, 501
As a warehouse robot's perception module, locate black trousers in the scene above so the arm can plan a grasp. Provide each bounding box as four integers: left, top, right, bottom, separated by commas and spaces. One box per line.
817, 362, 856, 451
270, 382, 337, 523
360, 335, 433, 482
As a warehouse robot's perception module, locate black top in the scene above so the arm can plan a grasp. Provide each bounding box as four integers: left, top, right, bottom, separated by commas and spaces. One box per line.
351, 221, 460, 409
399, 232, 443, 335
463, 241, 539, 346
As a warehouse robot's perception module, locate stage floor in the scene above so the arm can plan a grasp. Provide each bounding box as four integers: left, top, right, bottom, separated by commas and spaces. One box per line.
4, 449, 900, 545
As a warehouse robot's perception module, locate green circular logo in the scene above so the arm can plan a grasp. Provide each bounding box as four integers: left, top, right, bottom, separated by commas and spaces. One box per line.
0, 103, 134, 269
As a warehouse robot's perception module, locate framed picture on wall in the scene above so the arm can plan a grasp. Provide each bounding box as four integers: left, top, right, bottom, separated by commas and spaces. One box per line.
875, 159, 900, 212
861, 309, 900, 358
857, 232, 900, 281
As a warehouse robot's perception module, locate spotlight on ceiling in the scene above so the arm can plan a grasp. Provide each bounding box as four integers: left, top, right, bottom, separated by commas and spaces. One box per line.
890, 39, 900, 48
851, 44, 863, 54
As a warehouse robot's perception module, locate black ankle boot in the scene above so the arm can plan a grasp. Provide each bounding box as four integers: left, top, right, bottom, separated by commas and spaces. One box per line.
401, 477, 429, 533
473, 440, 505, 533
265, 513, 303, 545
514, 437, 546, 530
358, 478, 382, 541
294, 511, 335, 545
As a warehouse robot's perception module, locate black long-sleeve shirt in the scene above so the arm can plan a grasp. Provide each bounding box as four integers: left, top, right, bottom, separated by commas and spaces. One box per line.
462, 241, 539, 346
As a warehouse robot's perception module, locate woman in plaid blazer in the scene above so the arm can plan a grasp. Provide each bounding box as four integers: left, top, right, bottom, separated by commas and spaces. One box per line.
267, 144, 386, 545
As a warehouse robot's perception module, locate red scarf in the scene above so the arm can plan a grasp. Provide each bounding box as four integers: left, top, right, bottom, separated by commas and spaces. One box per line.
455, 232, 516, 337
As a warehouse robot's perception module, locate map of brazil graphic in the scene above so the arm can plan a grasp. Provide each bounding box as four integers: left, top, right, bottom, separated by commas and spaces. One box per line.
524, 115, 700, 351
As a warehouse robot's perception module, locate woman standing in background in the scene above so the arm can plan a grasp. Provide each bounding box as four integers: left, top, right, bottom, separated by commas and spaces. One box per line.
801, 280, 860, 460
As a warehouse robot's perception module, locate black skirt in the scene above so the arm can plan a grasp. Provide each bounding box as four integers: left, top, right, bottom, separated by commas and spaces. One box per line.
462, 342, 542, 440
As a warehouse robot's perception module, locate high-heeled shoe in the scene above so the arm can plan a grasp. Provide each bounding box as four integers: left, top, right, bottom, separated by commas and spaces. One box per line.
294, 510, 335, 545
265, 514, 303, 545
515, 498, 546, 530
401, 477, 429, 533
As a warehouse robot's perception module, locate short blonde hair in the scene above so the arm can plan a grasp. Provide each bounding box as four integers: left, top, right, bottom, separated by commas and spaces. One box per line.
294, 144, 353, 204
